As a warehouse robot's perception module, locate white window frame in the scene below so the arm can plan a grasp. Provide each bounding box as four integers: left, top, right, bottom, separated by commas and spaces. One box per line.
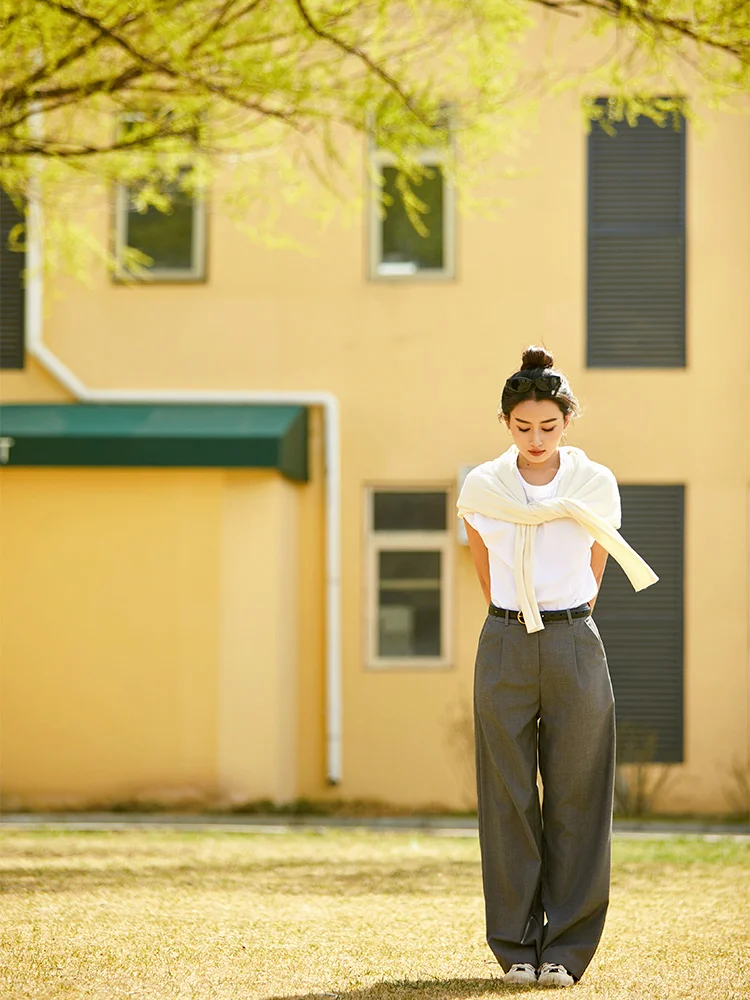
113, 112, 207, 282
114, 179, 207, 282
367, 141, 456, 282
364, 485, 453, 670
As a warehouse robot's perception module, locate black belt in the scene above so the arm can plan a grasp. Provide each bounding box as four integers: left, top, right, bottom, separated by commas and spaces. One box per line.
488, 602, 591, 624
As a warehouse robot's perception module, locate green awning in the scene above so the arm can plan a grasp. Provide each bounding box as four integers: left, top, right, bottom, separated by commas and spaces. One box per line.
0, 404, 308, 481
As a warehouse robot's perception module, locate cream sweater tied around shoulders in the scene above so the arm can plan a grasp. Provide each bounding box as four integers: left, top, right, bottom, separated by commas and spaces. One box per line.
457, 444, 659, 633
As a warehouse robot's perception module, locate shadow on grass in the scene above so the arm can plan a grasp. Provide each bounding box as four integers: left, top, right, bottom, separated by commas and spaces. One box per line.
0, 858, 481, 897
265, 979, 539, 1000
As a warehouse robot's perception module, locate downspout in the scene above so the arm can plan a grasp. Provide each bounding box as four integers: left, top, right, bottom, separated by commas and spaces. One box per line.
24, 194, 343, 787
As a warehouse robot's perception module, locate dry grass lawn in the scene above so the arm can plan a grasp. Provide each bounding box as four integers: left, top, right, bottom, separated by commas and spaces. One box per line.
0, 828, 748, 1000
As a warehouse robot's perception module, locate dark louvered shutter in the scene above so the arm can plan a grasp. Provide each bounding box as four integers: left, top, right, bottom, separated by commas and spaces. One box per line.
0, 188, 26, 369
595, 486, 684, 763
587, 102, 686, 367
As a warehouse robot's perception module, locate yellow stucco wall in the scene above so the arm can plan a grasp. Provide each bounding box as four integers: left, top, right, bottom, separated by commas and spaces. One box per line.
1, 61, 748, 813
0, 468, 220, 806
217, 469, 301, 805
0, 466, 306, 809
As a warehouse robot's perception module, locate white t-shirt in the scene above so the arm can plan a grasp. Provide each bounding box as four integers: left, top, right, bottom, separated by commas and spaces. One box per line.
465, 448, 604, 611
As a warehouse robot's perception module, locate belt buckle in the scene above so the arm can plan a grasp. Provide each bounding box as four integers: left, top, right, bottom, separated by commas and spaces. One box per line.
516, 610, 525, 624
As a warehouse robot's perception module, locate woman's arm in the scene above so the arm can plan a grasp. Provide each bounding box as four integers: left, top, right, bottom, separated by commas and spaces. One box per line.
589, 540, 609, 612
465, 519, 492, 607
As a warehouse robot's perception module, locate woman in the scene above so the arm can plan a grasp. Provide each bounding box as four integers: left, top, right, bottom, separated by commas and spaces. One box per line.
457, 345, 658, 988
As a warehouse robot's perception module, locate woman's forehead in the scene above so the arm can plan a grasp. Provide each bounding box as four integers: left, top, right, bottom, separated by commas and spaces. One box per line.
511, 399, 562, 423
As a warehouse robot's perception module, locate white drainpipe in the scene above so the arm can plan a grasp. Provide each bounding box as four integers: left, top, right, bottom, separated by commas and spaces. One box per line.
24, 195, 343, 787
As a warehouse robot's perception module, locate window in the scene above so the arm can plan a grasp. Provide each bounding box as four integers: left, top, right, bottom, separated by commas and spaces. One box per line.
365, 489, 452, 668
594, 485, 684, 763
587, 98, 686, 367
0, 187, 25, 369
368, 135, 455, 280
115, 171, 206, 282
114, 113, 206, 282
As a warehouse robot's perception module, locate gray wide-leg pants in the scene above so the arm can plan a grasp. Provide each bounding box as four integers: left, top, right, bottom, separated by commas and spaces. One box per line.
473, 610, 616, 982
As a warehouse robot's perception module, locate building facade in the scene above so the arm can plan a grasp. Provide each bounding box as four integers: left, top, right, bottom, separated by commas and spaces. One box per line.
1, 47, 749, 815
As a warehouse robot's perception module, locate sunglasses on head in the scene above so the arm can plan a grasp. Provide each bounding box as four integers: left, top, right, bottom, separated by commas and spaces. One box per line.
505, 374, 562, 396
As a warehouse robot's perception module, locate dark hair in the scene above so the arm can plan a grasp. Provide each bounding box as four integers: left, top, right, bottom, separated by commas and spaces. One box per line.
498, 344, 582, 425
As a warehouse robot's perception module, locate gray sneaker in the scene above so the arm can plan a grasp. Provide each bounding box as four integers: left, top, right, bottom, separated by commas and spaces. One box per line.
503, 963, 538, 984
537, 962, 575, 987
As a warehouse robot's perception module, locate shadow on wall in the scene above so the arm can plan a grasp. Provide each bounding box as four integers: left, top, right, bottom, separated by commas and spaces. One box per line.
0, 788, 476, 817
614, 722, 680, 819
444, 697, 478, 813
725, 757, 750, 823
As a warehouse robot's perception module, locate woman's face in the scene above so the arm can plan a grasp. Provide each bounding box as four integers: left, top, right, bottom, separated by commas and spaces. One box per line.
505, 397, 569, 465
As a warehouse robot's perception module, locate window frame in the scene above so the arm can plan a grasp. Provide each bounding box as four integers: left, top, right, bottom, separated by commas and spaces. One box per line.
364, 485, 454, 670
367, 140, 456, 283
112, 112, 208, 283
113, 178, 207, 283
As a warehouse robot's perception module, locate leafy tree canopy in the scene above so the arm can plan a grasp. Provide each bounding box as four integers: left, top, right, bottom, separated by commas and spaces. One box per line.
0, 0, 748, 264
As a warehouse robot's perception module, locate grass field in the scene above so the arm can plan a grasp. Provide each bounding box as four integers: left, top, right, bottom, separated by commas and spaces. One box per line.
0, 828, 748, 999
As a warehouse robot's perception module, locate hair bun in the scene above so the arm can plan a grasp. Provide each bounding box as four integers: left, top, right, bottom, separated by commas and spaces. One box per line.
520, 345, 554, 370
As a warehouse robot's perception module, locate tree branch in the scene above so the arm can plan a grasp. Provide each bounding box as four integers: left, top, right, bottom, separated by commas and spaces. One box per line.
291, 0, 424, 120
186, 0, 266, 56
525, 0, 750, 62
